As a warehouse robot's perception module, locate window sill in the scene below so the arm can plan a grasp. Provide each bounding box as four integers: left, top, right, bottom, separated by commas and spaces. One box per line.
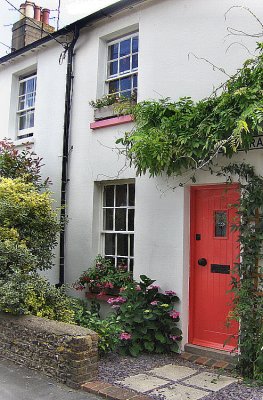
85, 292, 116, 302
14, 137, 35, 147
90, 114, 133, 130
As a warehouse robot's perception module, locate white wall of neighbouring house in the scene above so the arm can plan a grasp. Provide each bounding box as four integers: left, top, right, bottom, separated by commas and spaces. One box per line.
64, 0, 263, 344
0, 43, 67, 283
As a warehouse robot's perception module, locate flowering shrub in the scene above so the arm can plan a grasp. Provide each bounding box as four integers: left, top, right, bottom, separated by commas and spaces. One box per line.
0, 139, 48, 187
108, 275, 182, 356
75, 255, 133, 295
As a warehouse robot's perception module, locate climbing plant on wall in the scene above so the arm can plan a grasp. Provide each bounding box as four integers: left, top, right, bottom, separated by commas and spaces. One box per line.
117, 43, 263, 178
117, 44, 263, 381
218, 163, 263, 381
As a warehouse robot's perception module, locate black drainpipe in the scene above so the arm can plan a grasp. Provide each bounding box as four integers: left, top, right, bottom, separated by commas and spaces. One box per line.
59, 25, 80, 286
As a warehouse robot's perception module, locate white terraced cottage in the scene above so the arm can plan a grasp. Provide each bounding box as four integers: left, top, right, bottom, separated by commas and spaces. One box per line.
0, 0, 262, 353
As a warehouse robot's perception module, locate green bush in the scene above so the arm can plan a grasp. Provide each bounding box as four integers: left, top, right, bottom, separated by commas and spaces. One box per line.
108, 275, 182, 357
71, 299, 122, 354
0, 142, 69, 323
0, 272, 74, 323
0, 178, 60, 272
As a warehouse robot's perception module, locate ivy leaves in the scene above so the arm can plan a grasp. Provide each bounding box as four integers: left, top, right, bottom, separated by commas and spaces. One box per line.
118, 45, 263, 177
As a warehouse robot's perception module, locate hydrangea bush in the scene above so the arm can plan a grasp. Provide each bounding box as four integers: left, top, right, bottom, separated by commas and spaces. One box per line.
108, 275, 182, 356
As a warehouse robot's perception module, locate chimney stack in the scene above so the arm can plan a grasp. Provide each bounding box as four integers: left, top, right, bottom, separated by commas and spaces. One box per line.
11, 1, 55, 51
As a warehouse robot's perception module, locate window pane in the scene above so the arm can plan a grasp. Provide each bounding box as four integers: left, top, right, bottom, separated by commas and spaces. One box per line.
109, 43, 118, 60
116, 184, 127, 206
128, 209, 134, 231
129, 258, 134, 272
120, 56, 130, 73
117, 234, 128, 256
215, 211, 227, 237
18, 96, 25, 111
109, 61, 118, 76
121, 90, 131, 98
19, 81, 26, 96
129, 184, 135, 206
109, 80, 119, 94
130, 234, 134, 257
120, 76, 132, 92
103, 208, 113, 230
19, 114, 27, 130
132, 54, 138, 70
133, 75, 138, 89
104, 185, 114, 207
28, 111, 34, 128
132, 36, 138, 53
115, 208, 126, 231
105, 233, 115, 255
26, 77, 35, 93
120, 39, 131, 57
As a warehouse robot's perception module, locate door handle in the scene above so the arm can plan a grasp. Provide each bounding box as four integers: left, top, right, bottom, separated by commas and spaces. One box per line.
198, 258, 207, 266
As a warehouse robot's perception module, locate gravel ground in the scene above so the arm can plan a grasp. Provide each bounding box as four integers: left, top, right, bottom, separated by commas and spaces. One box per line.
99, 353, 263, 400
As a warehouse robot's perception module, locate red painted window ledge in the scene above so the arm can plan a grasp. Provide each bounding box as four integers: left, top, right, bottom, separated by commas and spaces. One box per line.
86, 292, 115, 302
90, 115, 133, 130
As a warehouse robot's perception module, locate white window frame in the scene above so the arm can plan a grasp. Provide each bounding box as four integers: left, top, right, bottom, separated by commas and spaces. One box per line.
106, 32, 138, 98
17, 73, 37, 139
101, 182, 135, 272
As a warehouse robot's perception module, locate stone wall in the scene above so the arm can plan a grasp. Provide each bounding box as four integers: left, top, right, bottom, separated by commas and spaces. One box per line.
0, 312, 98, 389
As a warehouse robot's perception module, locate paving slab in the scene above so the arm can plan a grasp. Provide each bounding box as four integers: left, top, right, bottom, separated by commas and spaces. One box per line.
149, 365, 196, 381
117, 374, 169, 393
151, 384, 209, 400
182, 372, 238, 392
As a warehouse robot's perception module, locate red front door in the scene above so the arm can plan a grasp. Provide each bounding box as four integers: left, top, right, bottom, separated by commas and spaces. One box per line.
189, 184, 239, 351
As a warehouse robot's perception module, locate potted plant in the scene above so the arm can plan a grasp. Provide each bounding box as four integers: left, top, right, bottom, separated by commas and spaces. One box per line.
90, 92, 137, 121
75, 255, 133, 296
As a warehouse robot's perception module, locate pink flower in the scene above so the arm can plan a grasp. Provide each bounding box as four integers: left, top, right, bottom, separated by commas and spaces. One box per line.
135, 285, 142, 291
120, 332, 132, 340
150, 301, 158, 306
107, 296, 126, 305
169, 335, 180, 341
148, 285, 160, 291
165, 290, 176, 296
107, 297, 117, 304
169, 310, 180, 319
115, 296, 126, 303
104, 282, 114, 288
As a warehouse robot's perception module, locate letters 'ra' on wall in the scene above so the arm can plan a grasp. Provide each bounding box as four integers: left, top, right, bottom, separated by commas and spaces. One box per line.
0, 313, 98, 389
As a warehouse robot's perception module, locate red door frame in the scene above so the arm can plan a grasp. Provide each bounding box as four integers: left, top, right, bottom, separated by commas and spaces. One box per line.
188, 183, 239, 350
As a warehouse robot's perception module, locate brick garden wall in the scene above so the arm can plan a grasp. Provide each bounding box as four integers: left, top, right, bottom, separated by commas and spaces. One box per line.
0, 312, 98, 389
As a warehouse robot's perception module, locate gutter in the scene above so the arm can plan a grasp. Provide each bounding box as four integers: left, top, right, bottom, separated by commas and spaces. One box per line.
0, 0, 148, 65
59, 25, 80, 286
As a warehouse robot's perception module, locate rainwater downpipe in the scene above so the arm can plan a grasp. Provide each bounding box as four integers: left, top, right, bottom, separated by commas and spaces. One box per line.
59, 25, 80, 286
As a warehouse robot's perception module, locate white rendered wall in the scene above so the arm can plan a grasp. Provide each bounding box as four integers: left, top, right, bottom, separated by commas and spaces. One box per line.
0, 44, 67, 283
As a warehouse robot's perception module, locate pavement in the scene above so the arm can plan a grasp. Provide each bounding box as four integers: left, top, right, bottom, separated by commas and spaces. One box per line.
0, 357, 102, 400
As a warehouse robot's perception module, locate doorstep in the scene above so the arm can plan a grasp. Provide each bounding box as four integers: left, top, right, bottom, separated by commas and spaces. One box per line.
182, 343, 237, 370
